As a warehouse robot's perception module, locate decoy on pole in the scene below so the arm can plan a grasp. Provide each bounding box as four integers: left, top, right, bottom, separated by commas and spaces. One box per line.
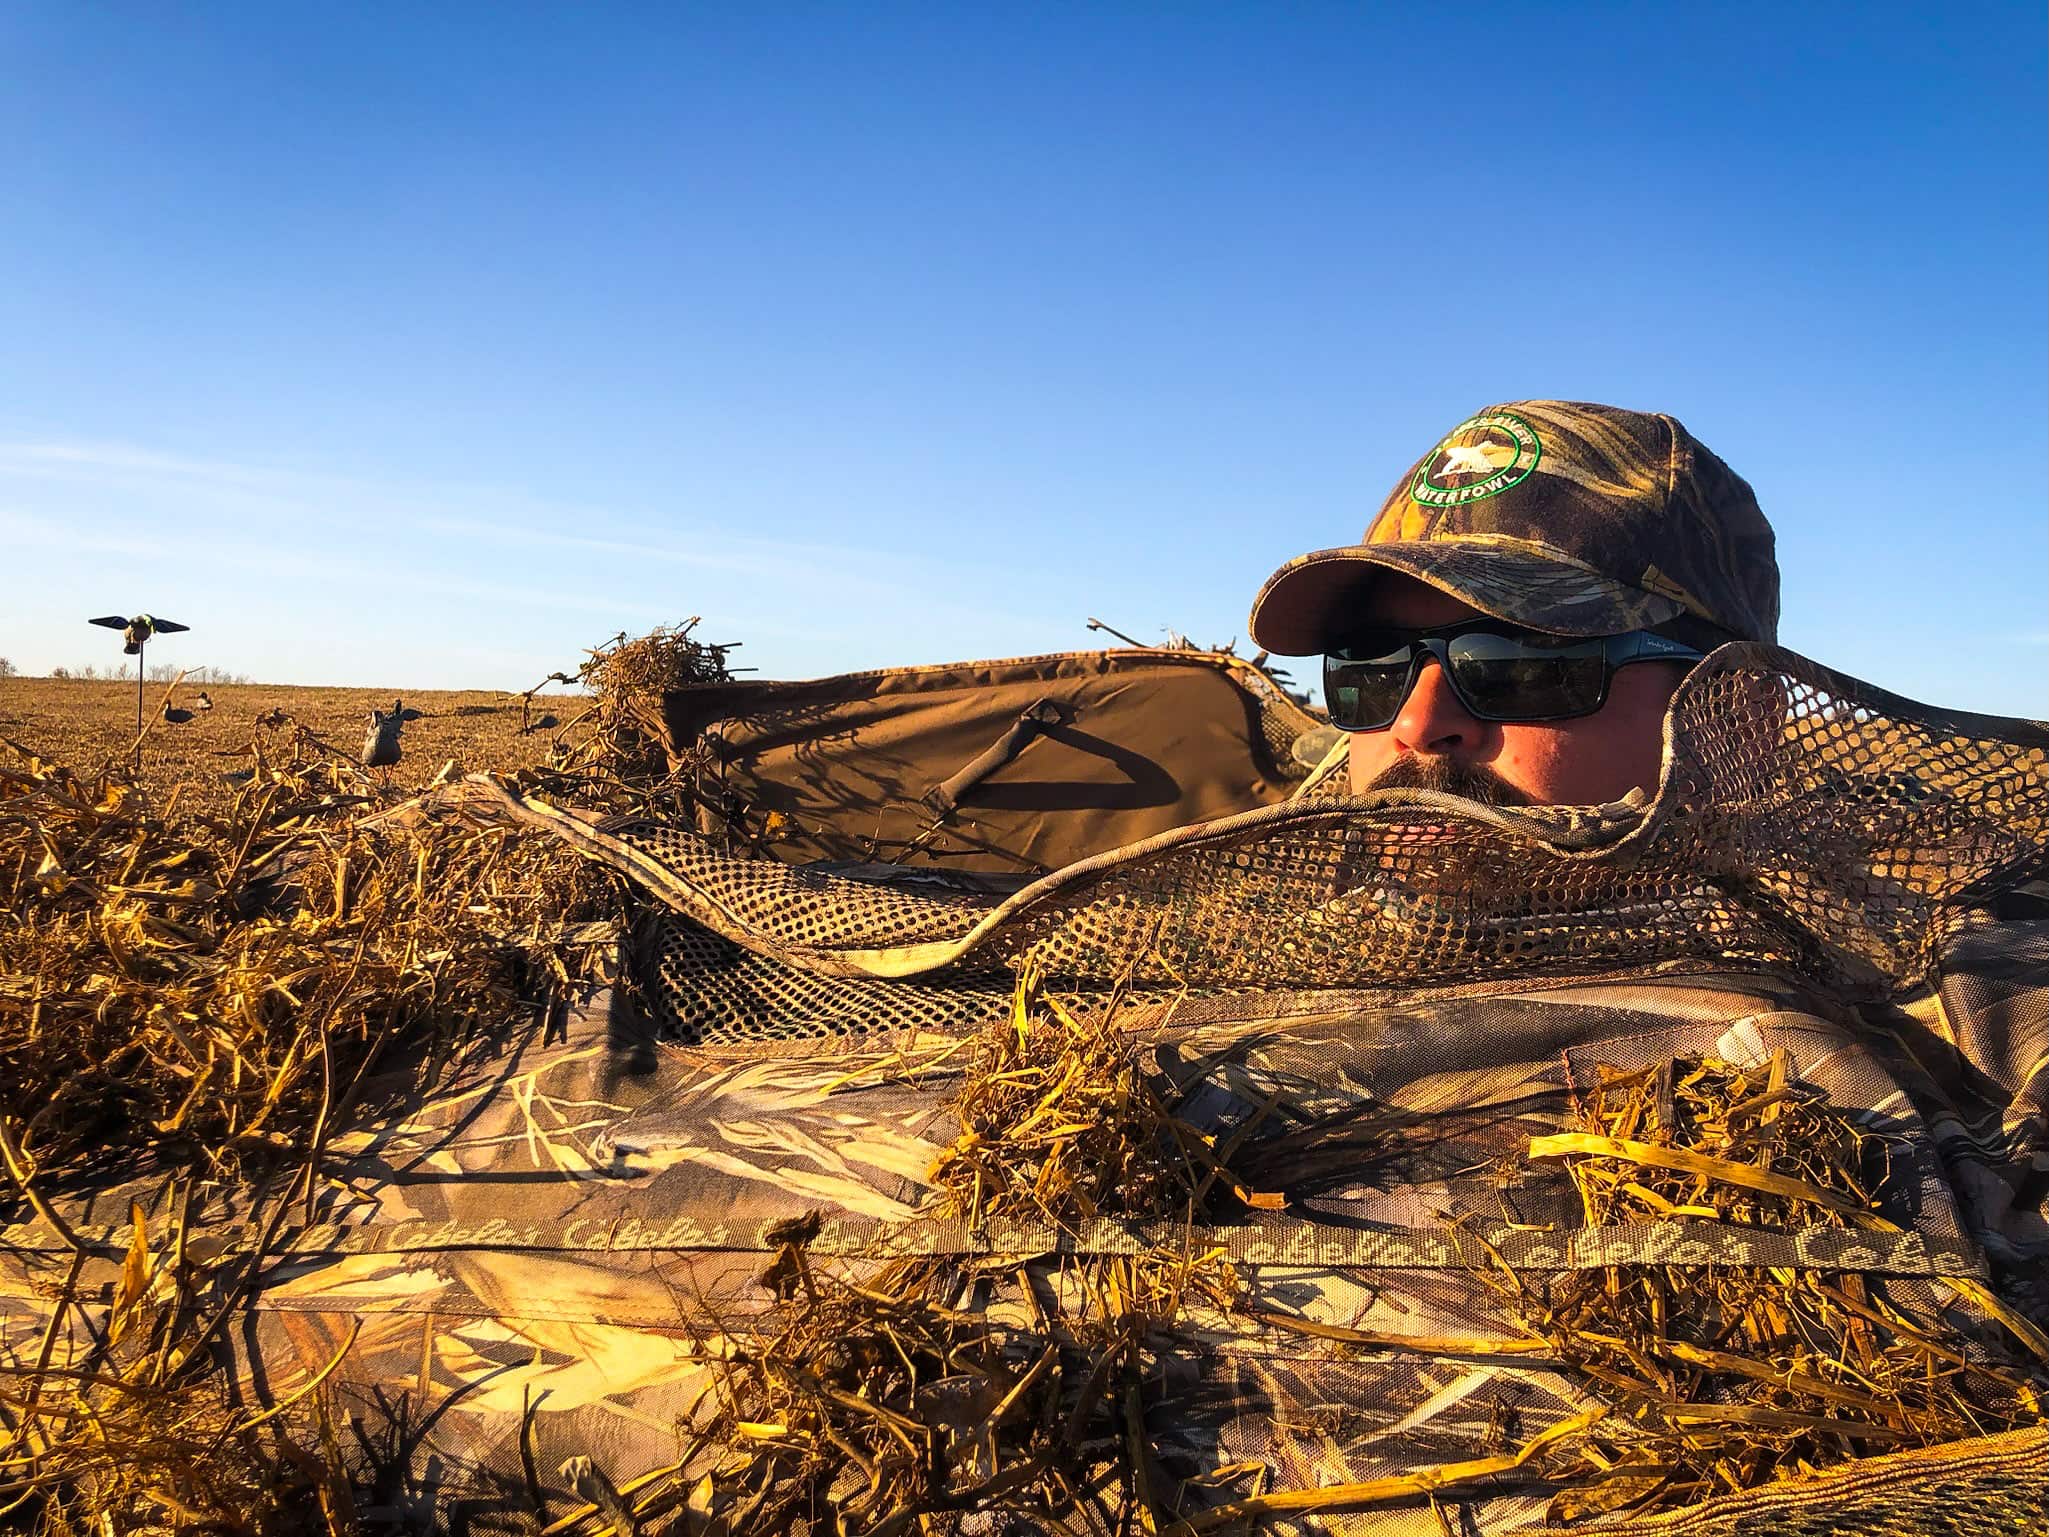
89, 613, 192, 753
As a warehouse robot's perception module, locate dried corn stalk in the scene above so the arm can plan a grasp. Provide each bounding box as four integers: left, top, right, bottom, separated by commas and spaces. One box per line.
640, 1244, 1239, 1537
518, 618, 739, 823
0, 723, 631, 1533
1482, 1051, 2049, 1521
929, 966, 1275, 1232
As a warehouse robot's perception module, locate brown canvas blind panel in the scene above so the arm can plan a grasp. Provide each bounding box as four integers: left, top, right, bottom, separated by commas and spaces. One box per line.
662, 647, 1324, 873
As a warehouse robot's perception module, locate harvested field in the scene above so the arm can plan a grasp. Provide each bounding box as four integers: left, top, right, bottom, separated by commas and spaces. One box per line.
0, 676, 577, 812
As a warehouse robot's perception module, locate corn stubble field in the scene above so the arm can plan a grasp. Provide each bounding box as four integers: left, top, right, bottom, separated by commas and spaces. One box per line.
0, 677, 569, 805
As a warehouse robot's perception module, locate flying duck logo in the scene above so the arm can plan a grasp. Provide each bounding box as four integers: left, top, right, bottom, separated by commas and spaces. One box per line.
1411, 411, 1541, 508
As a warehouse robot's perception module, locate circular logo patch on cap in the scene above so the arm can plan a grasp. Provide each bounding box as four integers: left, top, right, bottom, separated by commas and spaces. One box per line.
1411, 411, 1541, 508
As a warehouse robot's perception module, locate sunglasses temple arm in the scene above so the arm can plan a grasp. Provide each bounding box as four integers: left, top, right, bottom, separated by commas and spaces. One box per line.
1624, 632, 1706, 663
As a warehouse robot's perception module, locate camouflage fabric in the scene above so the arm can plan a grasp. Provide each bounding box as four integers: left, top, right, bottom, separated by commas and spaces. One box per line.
1248, 400, 1781, 653
4, 964, 2040, 1532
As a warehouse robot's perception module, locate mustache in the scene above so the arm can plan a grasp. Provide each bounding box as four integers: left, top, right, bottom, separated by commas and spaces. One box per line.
1363, 754, 1531, 807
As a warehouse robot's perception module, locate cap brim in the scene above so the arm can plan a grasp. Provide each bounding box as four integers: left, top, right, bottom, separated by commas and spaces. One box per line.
1247, 540, 1689, 656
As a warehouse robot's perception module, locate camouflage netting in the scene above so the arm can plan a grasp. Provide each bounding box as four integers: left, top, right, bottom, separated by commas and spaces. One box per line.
5, 642, 2048, 1534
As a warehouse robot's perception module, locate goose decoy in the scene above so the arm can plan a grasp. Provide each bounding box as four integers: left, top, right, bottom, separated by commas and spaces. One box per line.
195, 692, 214, 712
362, 699, 423, 769
162, 703, 195, 725
255, 707, 292, 730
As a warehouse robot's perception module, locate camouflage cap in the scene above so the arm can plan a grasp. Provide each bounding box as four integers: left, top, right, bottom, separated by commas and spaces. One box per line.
1248, 400, 1780, 654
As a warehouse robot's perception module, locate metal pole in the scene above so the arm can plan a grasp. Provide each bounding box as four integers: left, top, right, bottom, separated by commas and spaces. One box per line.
135, 639, 145, 766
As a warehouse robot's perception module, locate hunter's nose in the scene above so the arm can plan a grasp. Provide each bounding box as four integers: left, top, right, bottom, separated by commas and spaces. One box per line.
1387, 658, 1481, 756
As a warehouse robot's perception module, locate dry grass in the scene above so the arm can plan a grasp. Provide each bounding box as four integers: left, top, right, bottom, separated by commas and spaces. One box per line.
654, 1245, 1239, 1537
1498, 1051, 2046, 1521
0, 731, 623, 1534
1231, 1052, 2049, 1526
927, 966, 1279, 1233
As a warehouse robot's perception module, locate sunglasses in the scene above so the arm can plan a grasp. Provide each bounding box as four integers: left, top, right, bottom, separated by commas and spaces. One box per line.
1323, 620, 1704, 731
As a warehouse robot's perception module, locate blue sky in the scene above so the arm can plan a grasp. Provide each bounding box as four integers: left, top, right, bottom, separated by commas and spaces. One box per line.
1, 3, 2042, 714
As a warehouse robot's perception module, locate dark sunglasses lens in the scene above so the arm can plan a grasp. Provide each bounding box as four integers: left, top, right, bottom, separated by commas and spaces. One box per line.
1446, 632, 1608, 719
1324, 646, 1413, 730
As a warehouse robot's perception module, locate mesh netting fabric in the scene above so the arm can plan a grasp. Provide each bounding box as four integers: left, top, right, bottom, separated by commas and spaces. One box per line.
614, 817, 997, 946
483, 645, 2047, 1043
640, 910, 1019, 1044
1546, 1425, 2048, 1535
1249, 670, 1317, 774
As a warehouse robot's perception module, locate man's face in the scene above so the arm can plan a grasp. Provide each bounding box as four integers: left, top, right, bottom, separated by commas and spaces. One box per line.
1344, 575, 1688, 806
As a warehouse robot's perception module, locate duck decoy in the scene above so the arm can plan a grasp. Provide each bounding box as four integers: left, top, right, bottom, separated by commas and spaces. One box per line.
89, 612, 192, 755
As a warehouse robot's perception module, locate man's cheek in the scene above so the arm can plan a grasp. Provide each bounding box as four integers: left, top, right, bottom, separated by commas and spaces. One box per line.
1489, 727, 1577, 802
1346, 734, 1394, 794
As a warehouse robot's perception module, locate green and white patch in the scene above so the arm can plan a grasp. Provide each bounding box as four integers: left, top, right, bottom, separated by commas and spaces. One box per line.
1412, 409, 1541, 507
